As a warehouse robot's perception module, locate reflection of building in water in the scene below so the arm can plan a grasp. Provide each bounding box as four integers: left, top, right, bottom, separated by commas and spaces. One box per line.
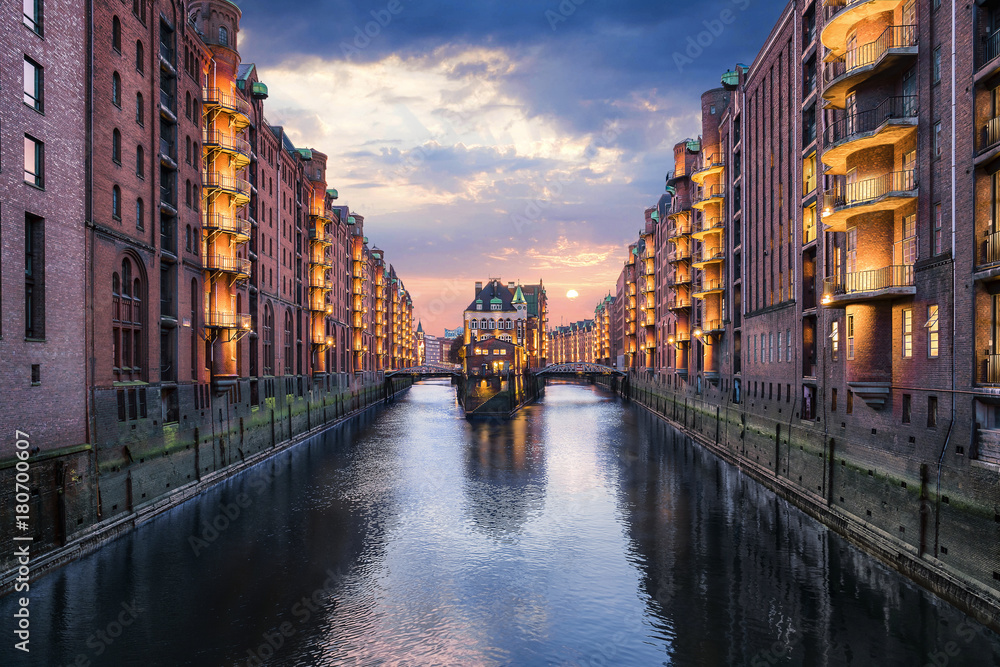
462, 415, 546, 537
615, 410, 965, 665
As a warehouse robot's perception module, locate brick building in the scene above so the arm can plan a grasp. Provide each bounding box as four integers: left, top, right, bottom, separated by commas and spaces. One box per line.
592, 0, 1000, 610
0, 0, 415, 574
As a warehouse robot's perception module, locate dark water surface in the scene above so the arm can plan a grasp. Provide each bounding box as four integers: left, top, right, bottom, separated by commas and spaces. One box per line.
3, 381, 999, 666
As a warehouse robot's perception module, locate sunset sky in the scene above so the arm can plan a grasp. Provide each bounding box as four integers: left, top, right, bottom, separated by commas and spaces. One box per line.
233, 0, 780, 335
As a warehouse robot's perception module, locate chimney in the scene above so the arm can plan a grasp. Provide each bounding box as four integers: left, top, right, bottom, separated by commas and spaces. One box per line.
475, 281, 483, 298
508, 281, 515, 290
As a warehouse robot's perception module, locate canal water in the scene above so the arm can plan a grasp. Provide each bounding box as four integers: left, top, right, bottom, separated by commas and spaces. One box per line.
3, 381, 1000, 666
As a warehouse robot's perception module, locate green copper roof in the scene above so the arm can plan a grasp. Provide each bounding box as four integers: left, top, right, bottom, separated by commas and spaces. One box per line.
251, 81, 268, 99
512, 285, 527, 304
686, 139, 700, 153
490, 297, 502, 304
347, 216, 356, 225
721, 69, 740, 87
651, 210, 659, 221
296, 148, 312, 160
326, 188, 338, 199
664, 185, 676, 195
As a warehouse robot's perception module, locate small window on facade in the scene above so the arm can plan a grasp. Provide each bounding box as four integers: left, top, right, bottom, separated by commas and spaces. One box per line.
24, 0, 43, 35
219, 26, 229, 47
24, 134, 43, 187
902, 394, 911, 423
112, 128, 121, 163
113, 185, 121, 220
136, 145, 144, 178
135, 40, 144, 74
112, 16, 121, 52
112, 71, 121, 107
135, 198, 144, 230
23, 56, 43, 112
902, 308, 913, 358
926, 305, 940, 358
928, 396, 938, 428
136, 92, 144, 125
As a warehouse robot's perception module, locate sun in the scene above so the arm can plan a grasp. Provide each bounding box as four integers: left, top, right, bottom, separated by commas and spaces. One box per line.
566, 290, 579, 299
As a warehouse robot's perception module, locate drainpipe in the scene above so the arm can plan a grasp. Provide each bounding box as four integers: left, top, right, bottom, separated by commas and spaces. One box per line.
935, 0, 959, 556
86, 0, 100, 517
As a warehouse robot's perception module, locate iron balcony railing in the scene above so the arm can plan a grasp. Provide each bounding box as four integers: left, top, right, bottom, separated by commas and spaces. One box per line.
309, 227, 331, 244
696, 184, 726, 202
980, 116, 1000, 154
824, 25, 917, 83
704, 319, 724, 332
203, 130, 251, 159
159, 42, 175, 67
824, 96, 918, 146
159, 137, 176, 162
674, 332, 691, 343
202, 87, 252, 118
202, 171, 251, 198
669, 222, 691, 238
205, 254, 251, 277
309, 276, 332, 289
310, 254, 333, 268
696, 217, 725, 234
694, 153, 725, 174
694, 278, 724, 293
981, 28, 1000, 69
982, 230, 1000, 267
696, 247, 725, 263
159, 89, 175, 115
204, 311, 251, 329
824, 264, 914, 296
671, 273, 691, 286
668, 297, 692, 309
826, 169, 916, 208
203, 213, 251, 239
671, 248, 692, 261
981, 353, 1000, 384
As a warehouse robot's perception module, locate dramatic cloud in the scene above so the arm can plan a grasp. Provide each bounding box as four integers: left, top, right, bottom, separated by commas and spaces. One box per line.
233, 0, 780, 332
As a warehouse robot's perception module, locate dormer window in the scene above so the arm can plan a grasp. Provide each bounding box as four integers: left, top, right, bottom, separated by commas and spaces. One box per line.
477, 303, 482, 310
491, 303, 501, 311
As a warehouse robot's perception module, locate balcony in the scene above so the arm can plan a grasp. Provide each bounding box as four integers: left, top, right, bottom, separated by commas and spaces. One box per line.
310, 254, 333, 268
672, 332, 691, 344
692, 184, 726, 211
666, 202, 692, 221
202, 171, 251, 206
205, 254, 251, 279
668, 222, 692, 241
203, 130, 251, 168
670, 273, 692, 287
159, 89, 176, 121
204, 311, 251, 330
703, 319, 725, 333
669, 247, 691, 263
821, 170, 917, 231
310, 206, 333, 223
822, 264, 915, 304
979, 353, 1000, 385
692, 246, 725, 268
823, 25, 918, 109
690, 154, 725, 185
693, 278, 725, 299
312, 333, 334, 347
821, 0, 907, 58
979, 230, 1000, 273
203, 213, 250, 242
977, 116, 1000, 163
691, 216, 725, 241
309, 226, 333, 246
202, 87, 252, 128
822, 96, 918, 174
309, 275, 332, 290
667, 297, 692, 311
159, 137, 177, 168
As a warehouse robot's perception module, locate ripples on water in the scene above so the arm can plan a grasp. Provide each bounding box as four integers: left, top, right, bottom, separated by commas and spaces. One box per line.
2, 381, 999, 666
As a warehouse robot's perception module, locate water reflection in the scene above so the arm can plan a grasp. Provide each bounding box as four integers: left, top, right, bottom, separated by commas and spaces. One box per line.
1, 382, 998, 667
463, 413, 547, 538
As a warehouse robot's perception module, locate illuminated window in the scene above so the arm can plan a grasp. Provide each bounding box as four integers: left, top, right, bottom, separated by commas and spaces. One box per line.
803, 204, 816, 244
802, 153, 816, 194
926, 305, 939, 358
830, 321, 839, 360
902, 308, 913, 358
24, 134, 43, 187
900, 214, 917, 265
847, 315, 855, 360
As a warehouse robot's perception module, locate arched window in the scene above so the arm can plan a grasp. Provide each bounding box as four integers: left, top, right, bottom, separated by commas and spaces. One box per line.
112, 128, 121, 163
135, 40, 144, 73
136, 145, 144, 178
133, 0, 145, 24
263, 302, 274, 375
185, 224, 192, 251
135, 198, 143, 230
112, 71, 121, 106
283, 310, 293, 375
185, 136, 191, 164
469, 320, 477, 329
190, 279, 199, 380
219, 26, 229, 47
112, 185, 121, 220
112, 16, 121, 52
480, 318, 488, 330
114, 258, 144, 379
185, 92, 191, 120
136, 92, 144, 125
185, 179, 192, 207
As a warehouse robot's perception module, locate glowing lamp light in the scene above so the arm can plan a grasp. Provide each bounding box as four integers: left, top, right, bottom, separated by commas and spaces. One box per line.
693, 328, 703, 337
668, 337, 675, 345
821, 207, 832, 218
821, 294, 833, 306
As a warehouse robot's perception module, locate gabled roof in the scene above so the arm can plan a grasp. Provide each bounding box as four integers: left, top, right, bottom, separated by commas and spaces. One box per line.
465, 280, 517, 312
512, 285, 526, 304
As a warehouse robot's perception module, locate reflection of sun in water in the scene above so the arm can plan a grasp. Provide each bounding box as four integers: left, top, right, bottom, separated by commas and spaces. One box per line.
566, 290, 579, 299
